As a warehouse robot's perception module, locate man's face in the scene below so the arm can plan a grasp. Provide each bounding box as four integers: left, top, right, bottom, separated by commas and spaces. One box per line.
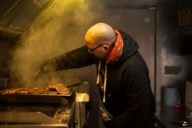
87, 43, 110, 60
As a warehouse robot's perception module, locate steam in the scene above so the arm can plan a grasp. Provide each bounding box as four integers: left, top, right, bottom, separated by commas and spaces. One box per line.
10, 0, 103, 87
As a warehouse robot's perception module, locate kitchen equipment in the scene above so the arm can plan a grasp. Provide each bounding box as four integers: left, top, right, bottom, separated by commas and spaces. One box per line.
172, 120, 192, 127
0, 82, 84, 105
185, 81, 192, 110
0, 103, 76, 128
162, 86, 180, 106
0, 90, 75, 105
0, 103, 75, 123
0, 81, 89, 128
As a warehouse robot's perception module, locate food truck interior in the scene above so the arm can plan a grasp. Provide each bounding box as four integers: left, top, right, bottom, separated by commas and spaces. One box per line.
0, 0, 192, 127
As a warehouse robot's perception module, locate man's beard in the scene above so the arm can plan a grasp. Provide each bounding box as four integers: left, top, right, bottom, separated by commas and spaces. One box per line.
94, 55, 106, 62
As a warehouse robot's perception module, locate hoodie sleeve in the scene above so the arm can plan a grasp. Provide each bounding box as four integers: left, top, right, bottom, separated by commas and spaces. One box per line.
40, 45, 95, 73
54, 45, 95, 70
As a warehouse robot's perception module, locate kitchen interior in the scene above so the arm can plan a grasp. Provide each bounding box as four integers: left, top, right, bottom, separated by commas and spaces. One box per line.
0, 0, 192, 128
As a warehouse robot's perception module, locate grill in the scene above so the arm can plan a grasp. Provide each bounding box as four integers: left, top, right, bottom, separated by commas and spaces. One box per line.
0, 82, 89, 128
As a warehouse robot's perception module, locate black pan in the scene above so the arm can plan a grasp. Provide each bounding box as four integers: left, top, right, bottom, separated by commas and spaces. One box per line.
0, 82, 83, 105
0, 90, 75, 105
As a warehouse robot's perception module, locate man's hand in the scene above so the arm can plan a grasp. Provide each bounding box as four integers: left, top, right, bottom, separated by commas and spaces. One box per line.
37, 59, 56, 76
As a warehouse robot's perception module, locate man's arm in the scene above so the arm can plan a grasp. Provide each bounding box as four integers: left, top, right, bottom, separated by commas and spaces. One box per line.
54, 45, 95, 70
40, 45, 95, 73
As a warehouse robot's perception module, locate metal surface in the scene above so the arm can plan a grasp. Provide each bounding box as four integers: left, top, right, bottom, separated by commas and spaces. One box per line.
0, 124, 69, 128
76, 93, 89, 102
73, 82, 90, 128
0, 0, 55, 34
0, 103, 75, 128
0, 82, 90, 128
0, 111, 60, 123
0, 90, 75, 105
155, 106, 192, 128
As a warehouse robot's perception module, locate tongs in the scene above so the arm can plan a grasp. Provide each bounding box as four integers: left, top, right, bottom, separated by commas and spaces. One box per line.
66, 82, 83, 88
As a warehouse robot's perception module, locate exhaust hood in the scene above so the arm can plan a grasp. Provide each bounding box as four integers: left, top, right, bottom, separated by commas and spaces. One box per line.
0, 0, 55, 39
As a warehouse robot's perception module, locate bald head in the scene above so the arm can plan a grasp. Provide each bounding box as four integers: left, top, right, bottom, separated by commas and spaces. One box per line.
85, 22, 116, 48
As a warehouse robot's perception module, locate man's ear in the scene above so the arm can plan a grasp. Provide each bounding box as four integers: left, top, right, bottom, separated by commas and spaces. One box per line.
102, 44, 110, 50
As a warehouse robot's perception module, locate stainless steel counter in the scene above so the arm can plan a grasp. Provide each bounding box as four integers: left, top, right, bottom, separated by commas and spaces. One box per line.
155, 106, 192, 128
0, 82, 90, 128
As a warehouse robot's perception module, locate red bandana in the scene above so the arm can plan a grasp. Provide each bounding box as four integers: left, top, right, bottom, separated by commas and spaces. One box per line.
105, 30, 123, 64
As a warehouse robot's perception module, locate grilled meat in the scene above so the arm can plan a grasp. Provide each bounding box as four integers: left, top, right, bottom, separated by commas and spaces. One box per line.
1, 88, 22, 95
1, 84, 70, 95
48, 84, 70, 94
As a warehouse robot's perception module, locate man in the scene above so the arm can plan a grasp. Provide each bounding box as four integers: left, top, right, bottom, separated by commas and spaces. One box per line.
41, 22, 156, 128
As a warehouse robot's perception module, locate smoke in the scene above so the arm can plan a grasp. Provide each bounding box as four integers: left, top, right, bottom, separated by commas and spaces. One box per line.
9, 0, 104, 87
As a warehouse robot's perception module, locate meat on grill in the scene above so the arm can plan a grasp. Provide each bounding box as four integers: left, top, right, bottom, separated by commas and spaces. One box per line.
1, 84, 70, 95
48, 84, 70, 94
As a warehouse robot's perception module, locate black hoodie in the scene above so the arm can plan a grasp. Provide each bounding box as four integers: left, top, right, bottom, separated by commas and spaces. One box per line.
52, 30, 156, 128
